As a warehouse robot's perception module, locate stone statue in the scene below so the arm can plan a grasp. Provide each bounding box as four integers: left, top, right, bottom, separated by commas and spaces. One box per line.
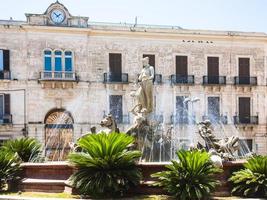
197, 120, 240, 161
132, 57, 154, 113
100, 114, 120, 133
126, 104, 148, 135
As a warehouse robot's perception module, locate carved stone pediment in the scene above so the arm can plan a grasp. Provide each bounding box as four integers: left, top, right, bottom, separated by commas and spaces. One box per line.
25, 1, 88, 27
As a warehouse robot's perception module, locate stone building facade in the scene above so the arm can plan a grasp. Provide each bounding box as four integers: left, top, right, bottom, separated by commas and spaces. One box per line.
0, 2, 266, 158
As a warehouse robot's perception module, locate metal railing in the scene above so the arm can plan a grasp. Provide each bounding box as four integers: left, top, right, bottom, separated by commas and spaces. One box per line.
170, 75, 194, 84
233, 115, 258, 124
115, 114, 130, 124
170, 114, 196, 124
202, 115, 228, 124
154, 74, 162, 84
0, 71, 11, 80
203, 76, 226, 85
0, 114, 12, 124
40, 71, 77, 81
234, 76, 257, 85
153, 114, 164, 123
104, 72, 128, 83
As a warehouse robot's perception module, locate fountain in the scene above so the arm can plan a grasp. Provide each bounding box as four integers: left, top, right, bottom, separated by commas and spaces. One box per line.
18, 56, 251, 196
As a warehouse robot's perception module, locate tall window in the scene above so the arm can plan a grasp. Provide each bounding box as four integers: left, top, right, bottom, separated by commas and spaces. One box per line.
239, 58, 250, 84
109, 95, 123, 123
44, 50, 52, 71
239, 97, 250, 123
207, 57, 219, 84
109, 53, 122, 82
0, 94, 10, 123
0, 95, 4, 119
0, 50, 3, 71
54, 51, 62, 72
176, 96, 188, 124
208, 97, 220, 122
64, 51, 72, 71
0, 50, 10, 79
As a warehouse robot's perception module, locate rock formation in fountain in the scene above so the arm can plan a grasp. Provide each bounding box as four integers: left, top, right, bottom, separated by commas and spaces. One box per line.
197, 120, 240, 162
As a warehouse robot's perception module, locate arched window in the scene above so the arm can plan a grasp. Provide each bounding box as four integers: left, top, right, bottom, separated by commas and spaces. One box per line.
44, 50, 52, 71
65, 51, 72, 72
54, 50, 62, 72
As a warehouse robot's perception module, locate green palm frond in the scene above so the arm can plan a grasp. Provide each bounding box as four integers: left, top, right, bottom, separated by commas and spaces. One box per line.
68, 132, 142, 198
151, 150, 222, 200
229, 155, 267, 198
0, 149, 21, 190
1, 137, 43, 162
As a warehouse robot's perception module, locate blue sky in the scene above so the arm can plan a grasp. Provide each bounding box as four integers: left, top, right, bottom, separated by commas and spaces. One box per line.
0, 0, 266, 33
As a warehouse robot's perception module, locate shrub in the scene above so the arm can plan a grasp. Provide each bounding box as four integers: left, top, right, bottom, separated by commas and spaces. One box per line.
0, 149, 20, 191
68, 132, 142, 198
151, 150, 222, 200
229, 155, 267, 198
1, 137, 43, 162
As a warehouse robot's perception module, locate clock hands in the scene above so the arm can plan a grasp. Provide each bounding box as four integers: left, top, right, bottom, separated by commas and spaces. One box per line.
53, 12, 61, 18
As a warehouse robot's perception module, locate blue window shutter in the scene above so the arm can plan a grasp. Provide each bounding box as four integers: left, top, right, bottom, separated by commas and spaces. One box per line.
55, 51, 62, 71
44, 50, 52, 71
65, 51, 72, 71
0, 50, 3, 71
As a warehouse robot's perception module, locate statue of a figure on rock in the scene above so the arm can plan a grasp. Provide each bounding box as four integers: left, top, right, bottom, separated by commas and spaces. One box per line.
132, 57, 155, 114
197, 120, 240, 162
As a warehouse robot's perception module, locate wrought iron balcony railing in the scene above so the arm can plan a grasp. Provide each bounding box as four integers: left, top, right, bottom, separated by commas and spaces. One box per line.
114, 114, 130, 124
171, 114, 196, 124
154, 74, 162, 84
40, 71, 77, 81
153, 114, 164, 123
170, 75, 194, 84
233, 115, 258, 125
0, 71, 11, 80
202, 115, 228, 124
203, 76, 226, 85
104, 72, 128, 83
136, 73, 162, 84
0, 114, 12, 124
234, 76, 257, 85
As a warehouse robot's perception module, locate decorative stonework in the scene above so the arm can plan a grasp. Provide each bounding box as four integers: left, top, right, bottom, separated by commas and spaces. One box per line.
25, 1, 88, 27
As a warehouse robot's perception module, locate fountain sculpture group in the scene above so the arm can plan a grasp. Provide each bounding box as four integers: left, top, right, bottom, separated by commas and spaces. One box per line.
89, 56, 241, 164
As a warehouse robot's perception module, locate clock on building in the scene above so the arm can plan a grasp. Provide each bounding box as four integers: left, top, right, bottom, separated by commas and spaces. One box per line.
50, 9, 65, 24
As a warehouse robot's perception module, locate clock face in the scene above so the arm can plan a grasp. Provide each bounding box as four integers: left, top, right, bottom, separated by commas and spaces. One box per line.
51, 9, 65, 24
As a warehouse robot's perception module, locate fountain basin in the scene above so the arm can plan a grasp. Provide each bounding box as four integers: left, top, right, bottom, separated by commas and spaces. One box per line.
18, 160, 246, 196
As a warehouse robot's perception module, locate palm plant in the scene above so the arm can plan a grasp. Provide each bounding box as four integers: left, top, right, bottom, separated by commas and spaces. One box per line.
151, 150, 222, 200
229, 155, 267, 198
68, 132, 142, 198
1, 137, 43, 162
0, 149, 21, 190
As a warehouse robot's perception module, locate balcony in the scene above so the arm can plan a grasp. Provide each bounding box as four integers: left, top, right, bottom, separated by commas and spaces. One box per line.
202, 115, 228, 124
0, 114, 12, 124
170, 75, 194, 84
233, 116, 258, 125
136, 74, 162, 84
203, 76, 226, 85
154, 74, 162, 84
104, 72, 128, 83
234, 76, 257, 85
39, 71, 77, 81
0, 71, 11, 80
114, 114, 130, 124
170, 114, 195, 124
153, 114, 164, 123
